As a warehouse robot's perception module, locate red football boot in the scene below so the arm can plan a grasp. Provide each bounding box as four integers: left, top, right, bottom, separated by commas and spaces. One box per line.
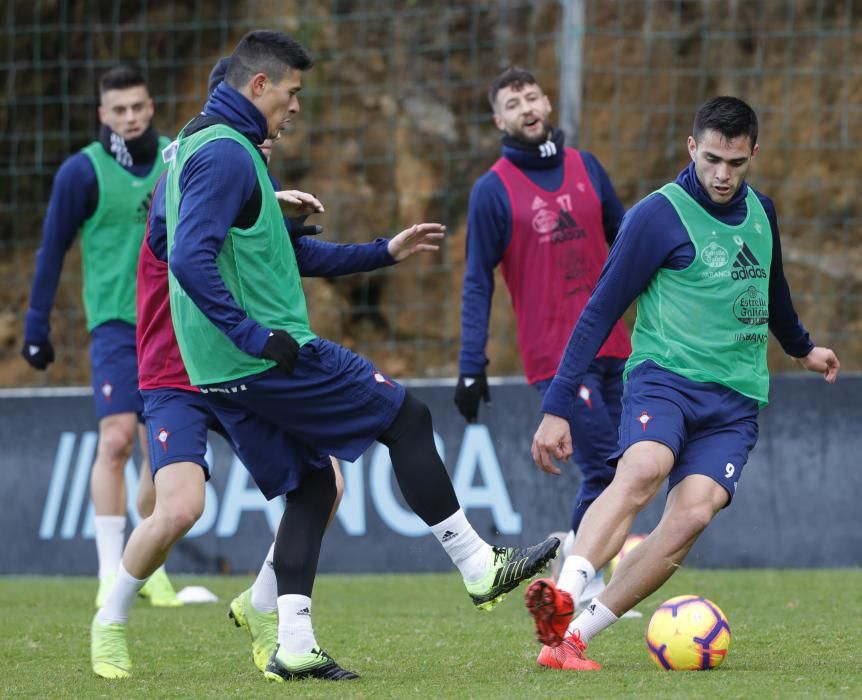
525, 578, 575, 647
536, 632, 601, 671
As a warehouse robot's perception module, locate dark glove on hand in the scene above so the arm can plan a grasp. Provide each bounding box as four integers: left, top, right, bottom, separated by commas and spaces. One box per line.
261, 330, 300, 374
454, 372, 490, 423
287, 215, 324, 239
21, 338, 55, 370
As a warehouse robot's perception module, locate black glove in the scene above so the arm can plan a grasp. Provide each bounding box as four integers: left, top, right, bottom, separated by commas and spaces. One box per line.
21, 338, 55, 370
454, 372, 490, 423
261, 330, 300, 374
287, 215, 323, 239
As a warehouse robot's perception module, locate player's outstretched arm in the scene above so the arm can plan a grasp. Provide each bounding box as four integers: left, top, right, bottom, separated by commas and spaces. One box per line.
531, 413, 573, 476
795, 346, 840, 384
387, 223, 445, 262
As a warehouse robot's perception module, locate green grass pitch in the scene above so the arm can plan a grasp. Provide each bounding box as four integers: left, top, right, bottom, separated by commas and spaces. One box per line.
2, 569, 860, 698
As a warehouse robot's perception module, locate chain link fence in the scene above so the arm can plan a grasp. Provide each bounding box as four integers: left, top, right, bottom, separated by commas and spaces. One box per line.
2, 0, 859, 387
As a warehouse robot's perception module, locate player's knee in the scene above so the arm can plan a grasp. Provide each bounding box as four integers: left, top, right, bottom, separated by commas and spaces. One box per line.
613, 457, 665, 506
97, 426, 135, 465
672, 501, 716, 537
159, 501, 202, 538
153, 481, 204, 537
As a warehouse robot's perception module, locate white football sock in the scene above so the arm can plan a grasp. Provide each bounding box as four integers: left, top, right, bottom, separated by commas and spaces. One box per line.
94, 515, 126, 580
277, 594, 317, 655
562, 529, 575, 556
251, 543, 277, 613
97, 563, 145, 625
568, 598, 619, 644
557, 555, 596, 601
430, 509, 491, 583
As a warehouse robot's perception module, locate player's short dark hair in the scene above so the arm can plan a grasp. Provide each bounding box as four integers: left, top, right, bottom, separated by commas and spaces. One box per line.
488, 66, 539, 109
225, 30, 314, 88
99, 64, 147, 95
208, 56, 230, 95
693, 96, 758, 150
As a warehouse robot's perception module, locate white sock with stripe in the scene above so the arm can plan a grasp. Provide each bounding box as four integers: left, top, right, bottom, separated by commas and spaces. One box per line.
557, 555, 595, 601
568, 598, 619, 644
430, 509, 491, 583
277, 594, 317, 655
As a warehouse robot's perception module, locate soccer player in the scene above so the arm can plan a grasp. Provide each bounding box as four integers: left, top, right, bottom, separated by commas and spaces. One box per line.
455, 66, 633, 610
21, 65, 180, 607
165, 30, 559, 682
525, 96, 840, 671
90, 56, 444, 681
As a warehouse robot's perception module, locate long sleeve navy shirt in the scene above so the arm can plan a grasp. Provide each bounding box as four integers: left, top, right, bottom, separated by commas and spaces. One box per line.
542, 162, 814, 418
25, 152, 155, 341
459, 144, 625, 375
149, 174, 394, 276
167, 82, 395, 357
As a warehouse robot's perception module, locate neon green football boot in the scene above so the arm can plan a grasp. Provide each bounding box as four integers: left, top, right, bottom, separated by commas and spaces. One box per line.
465, 536, 560, 611
264, 644, 359, 682
138, 566, 183, 607
228, 587, 278, 672
90, 615, 131, 679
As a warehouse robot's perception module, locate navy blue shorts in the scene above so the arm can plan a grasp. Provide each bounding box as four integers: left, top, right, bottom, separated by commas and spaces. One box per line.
143, 387, 323, 498
610, 361, 759, 503
202, 338, 405, 499
202, 338, 404, 498
89, 321, 143, 420
142, 389, 222, 478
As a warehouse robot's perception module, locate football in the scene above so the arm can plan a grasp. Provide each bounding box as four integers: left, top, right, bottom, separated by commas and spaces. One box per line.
606, 533, 646, 578
646, 595, 731, 671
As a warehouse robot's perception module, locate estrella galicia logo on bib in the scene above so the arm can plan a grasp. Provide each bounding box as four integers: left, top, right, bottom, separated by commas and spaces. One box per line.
701, 241, 729, 268
733, 286, 768, 326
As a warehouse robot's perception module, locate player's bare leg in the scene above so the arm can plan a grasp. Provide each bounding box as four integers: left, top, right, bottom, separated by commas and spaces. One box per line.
89, 415, 153, 679
91, 412, 136, 607
573, 442, 675, 568
130, 433, 182, 606
91, 412, 136, 515
92, 461, 202, 678
123, 461, 205, 578
599, 474, 728, 616
546, 475, 730, 672
528, 442, 672, 649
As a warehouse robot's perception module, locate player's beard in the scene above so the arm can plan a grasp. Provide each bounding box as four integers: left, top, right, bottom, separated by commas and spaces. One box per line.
514, 121, 550, 145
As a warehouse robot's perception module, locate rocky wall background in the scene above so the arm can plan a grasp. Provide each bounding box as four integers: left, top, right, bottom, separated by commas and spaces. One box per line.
2, 0, 859, 387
